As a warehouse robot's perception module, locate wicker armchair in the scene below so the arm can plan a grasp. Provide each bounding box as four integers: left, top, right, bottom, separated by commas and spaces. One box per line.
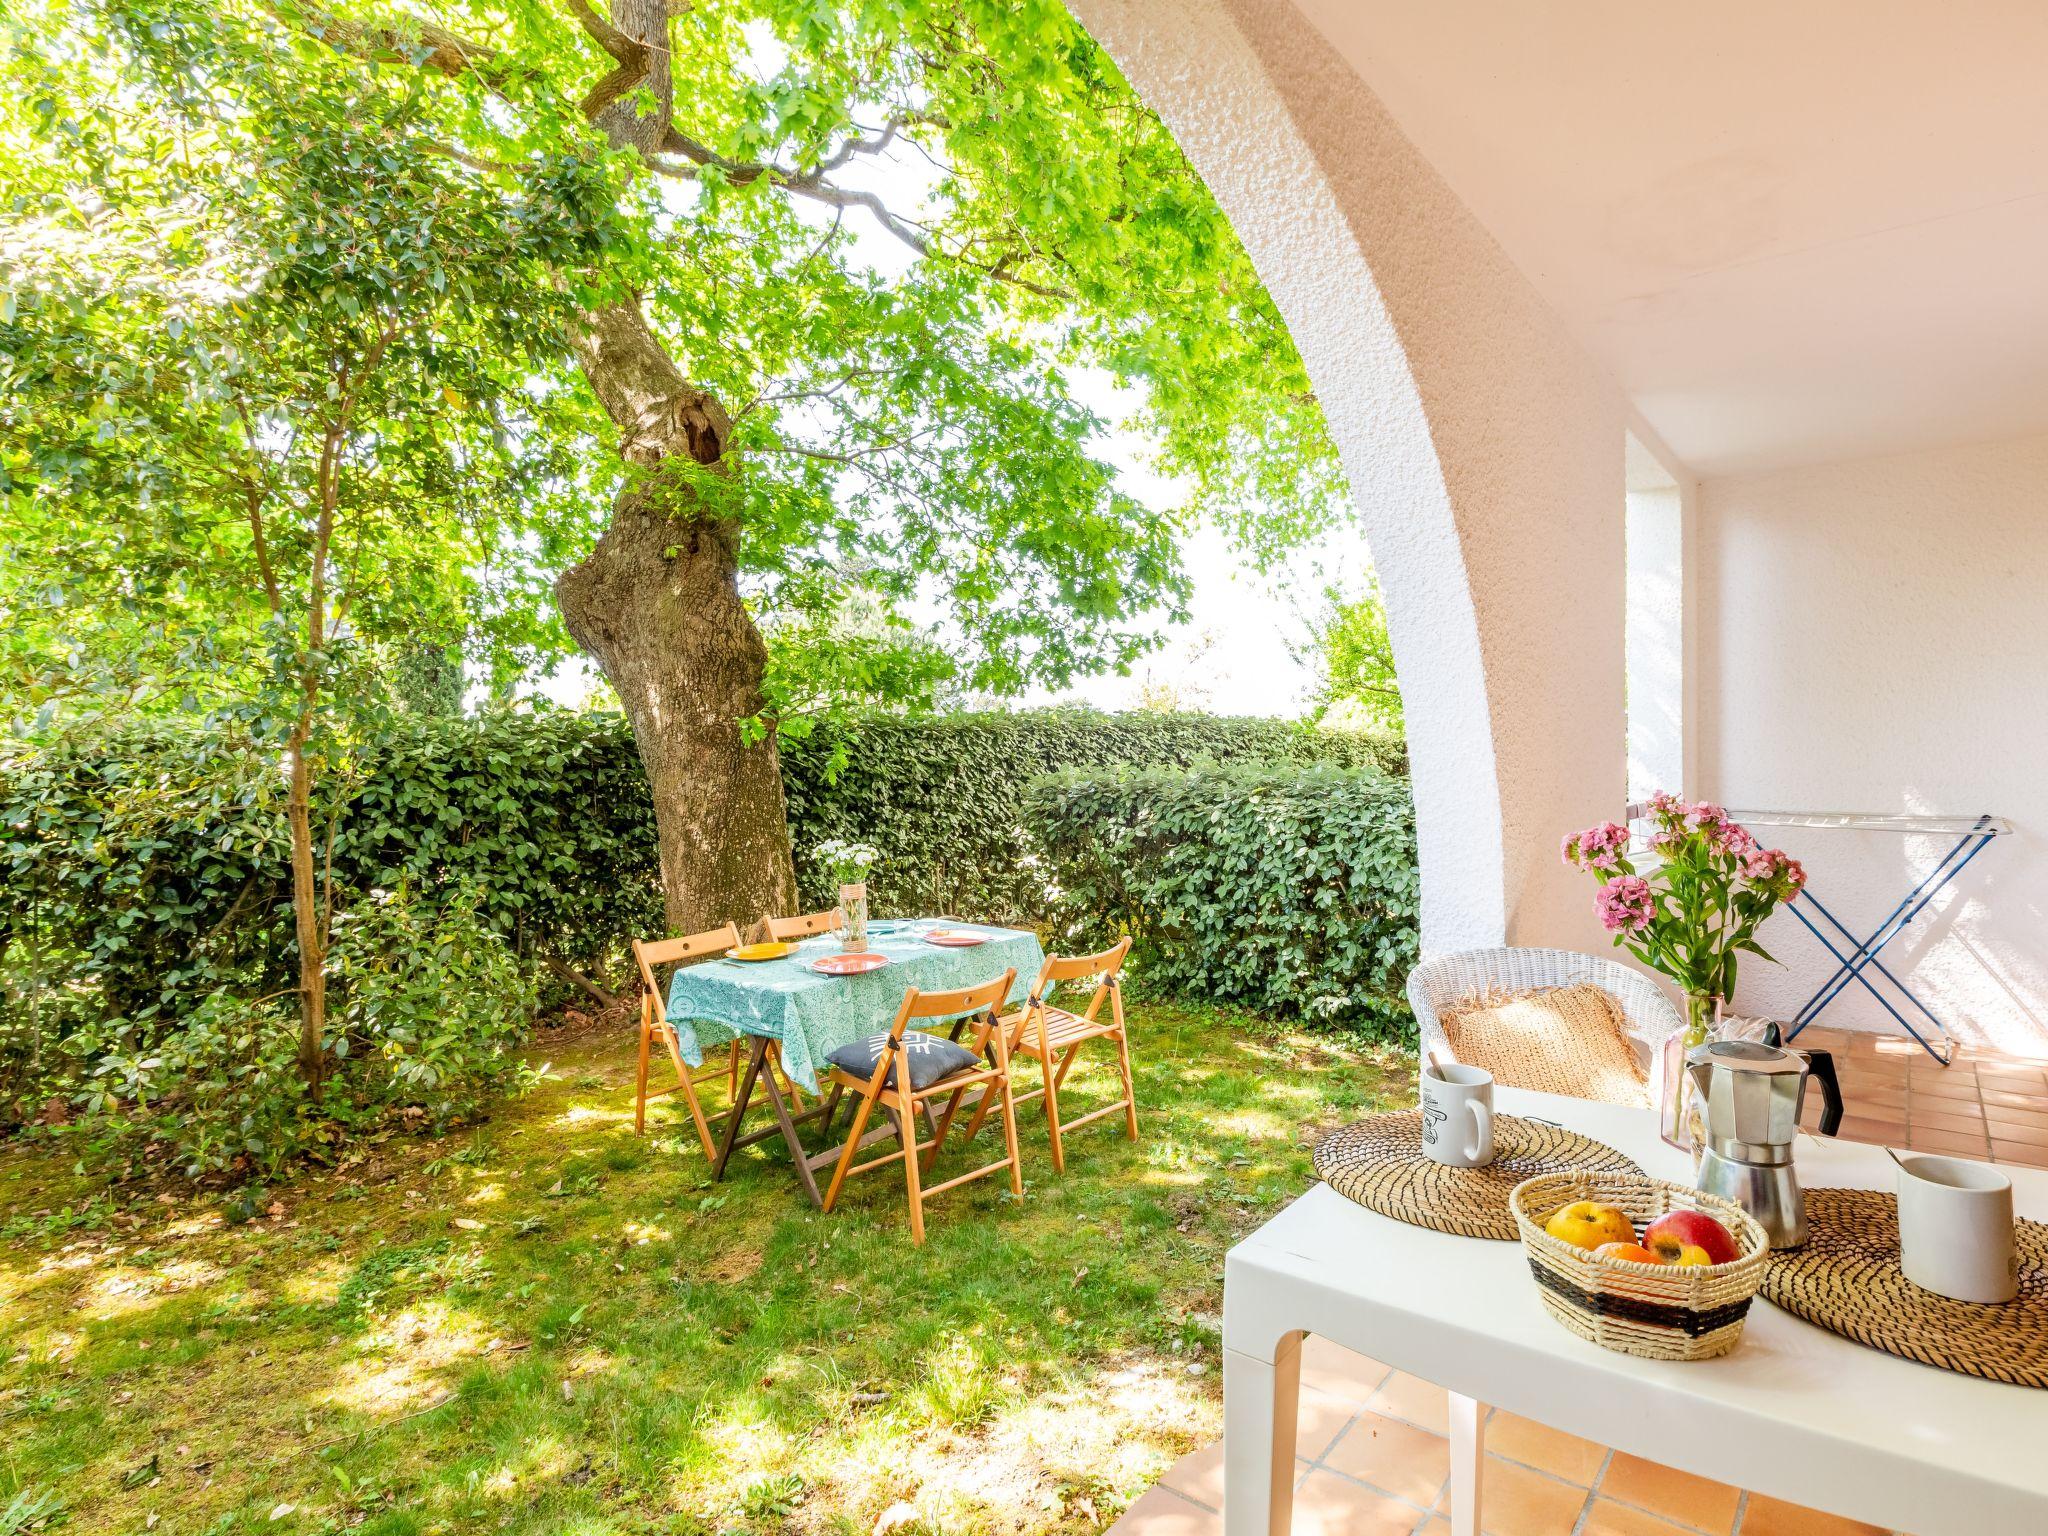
1407, 947, 1687, 1093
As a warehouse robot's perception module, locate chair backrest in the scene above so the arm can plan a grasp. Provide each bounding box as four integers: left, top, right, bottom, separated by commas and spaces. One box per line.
633, 922, 742, 1003
1029, 937, 1131, 1015
887, 969, 1019, 1045
766, 908, 842, 942
1407, 946, 1684, 1075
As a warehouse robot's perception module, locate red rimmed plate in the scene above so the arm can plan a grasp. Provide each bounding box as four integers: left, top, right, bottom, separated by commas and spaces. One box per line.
810, 952, 892, 976
924, 929, 989, 947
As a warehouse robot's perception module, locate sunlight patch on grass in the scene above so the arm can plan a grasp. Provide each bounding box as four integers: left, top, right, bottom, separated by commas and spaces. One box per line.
326, 1302, 492, 1415
77, 1256, 226, 1320
551, 1103, 631, 1129
619, 1220, 670, 1246
463, 1181, 509, 1206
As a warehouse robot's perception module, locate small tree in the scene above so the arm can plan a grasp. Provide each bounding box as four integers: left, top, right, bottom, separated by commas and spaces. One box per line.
1306, 578, 1404, 733
2, 7, 614, 1085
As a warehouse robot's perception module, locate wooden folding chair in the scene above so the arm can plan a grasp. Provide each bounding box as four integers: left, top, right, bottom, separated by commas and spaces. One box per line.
631, 924, 744, 1156
969, 938, 1136, 1174
819, 970, 1021, 1245
766, 907, 843, 942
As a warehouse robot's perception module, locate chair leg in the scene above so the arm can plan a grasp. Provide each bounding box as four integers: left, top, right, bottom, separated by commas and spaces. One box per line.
727, 1038, 740, 1096
822, 1080, 881, 1214
1041, 1047, 1066, 1175
634, 1015, 653, 1136
997, 1057, 1024, 1199
663, 1026, 719, 1160
1113, 1026, 1139, 1139
895, 1092, 928, 1245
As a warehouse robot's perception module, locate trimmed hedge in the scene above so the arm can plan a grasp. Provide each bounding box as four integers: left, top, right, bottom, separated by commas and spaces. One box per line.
784, 709, 1403, 919
1023, 762, 1420, 1035
0, 708, 1399, 1018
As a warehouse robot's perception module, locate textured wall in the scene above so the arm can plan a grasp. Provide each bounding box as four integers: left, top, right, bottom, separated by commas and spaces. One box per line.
1699, 433, 2048, 1054
1067, 0, 1630, 954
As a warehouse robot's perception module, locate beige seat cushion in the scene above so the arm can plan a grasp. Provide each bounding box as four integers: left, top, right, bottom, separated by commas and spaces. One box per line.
1439, 983, 1651, 1107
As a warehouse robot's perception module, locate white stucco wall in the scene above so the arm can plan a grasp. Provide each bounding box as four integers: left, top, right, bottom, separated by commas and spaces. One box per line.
1698, 432, 2048, 1055
1068, 0, 1632, 957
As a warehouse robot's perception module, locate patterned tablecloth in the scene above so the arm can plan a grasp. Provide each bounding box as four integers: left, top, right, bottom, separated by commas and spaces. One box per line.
665, 919, 1044, 1094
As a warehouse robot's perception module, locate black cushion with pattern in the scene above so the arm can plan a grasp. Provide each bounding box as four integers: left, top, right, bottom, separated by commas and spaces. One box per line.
826, 1029, 980, 1090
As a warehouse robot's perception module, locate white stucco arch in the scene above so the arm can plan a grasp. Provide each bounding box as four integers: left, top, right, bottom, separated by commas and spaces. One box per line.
1068, 0, 1630, 954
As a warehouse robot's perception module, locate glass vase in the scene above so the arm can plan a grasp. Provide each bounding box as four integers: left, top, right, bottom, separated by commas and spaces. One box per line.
837, 881, 868, 953
1657, 990, 1721, 1151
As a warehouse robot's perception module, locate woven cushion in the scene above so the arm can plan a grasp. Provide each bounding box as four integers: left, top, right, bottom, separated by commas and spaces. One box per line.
827, 1029, 980, 1091
1439, 984, 1650, 1107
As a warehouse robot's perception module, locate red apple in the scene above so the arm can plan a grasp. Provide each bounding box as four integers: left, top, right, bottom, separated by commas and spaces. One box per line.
1644, 1209, 1739, 1267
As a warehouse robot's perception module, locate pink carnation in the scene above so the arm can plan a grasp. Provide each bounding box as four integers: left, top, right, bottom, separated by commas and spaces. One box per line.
1685, 800, 1728, 830
1563, 820, 1630, 872
1595, 875, 1657, 935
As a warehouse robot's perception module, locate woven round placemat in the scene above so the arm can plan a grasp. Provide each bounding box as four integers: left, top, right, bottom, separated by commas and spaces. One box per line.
1313, 1110, 1643, 1240
1761, 1187, 2048, 1389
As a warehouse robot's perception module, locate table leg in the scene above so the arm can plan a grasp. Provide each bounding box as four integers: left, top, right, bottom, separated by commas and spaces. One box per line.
1223, 1334, 1300, 1536
1448, 1391, 1486, 1536
759, 1067, 825, 1209
712, 1037, 768, 1181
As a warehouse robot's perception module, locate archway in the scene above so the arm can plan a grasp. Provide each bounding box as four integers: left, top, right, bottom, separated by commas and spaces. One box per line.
1068, 0, 1631, 954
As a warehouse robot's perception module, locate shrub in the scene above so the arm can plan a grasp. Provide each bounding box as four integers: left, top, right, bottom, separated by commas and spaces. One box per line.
1023, 762, 1420, 1036
59, 884, 534, 1178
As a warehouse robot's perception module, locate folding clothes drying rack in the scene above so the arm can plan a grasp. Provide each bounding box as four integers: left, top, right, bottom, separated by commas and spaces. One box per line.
1624, 805, 2008, 1065
1728, 810, 2007, 1066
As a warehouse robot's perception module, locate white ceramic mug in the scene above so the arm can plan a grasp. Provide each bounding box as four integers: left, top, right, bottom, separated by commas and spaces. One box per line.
1421, 1061, 1495, 1168
1896, 1153, 2017, 1304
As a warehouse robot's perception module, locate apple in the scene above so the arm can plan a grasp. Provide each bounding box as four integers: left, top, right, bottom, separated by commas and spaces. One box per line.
1594, 1241, 1662, 1265
1544, 1201, 1636, 1252
1644, 1209, 1740, 1267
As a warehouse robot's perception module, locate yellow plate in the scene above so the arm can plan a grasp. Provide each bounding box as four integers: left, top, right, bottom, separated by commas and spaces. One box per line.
730, 942, 794, 962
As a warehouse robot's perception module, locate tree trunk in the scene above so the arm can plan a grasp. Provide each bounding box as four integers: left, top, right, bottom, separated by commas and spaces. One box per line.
557, 303, 797, 934
287, 729, 327, 1089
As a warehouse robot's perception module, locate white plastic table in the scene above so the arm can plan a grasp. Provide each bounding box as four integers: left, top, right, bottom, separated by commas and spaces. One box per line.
1222, 1088, 2048, 1536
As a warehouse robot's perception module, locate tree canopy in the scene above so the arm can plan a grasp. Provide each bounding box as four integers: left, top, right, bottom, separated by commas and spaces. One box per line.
3, 0, 1346, 726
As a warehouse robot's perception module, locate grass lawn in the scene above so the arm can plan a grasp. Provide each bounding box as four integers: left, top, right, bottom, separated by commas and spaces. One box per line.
0, 1001, 1411, 1536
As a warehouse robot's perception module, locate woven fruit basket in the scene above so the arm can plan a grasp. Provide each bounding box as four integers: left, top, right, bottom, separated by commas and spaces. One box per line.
1511, 1171, 1771, 1361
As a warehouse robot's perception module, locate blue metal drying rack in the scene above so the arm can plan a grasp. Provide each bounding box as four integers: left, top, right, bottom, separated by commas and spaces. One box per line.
1725, 810, 2006, 1066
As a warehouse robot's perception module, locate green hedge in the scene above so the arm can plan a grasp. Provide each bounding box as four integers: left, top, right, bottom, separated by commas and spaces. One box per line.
0, 708, 1398, 1027
1023, 762, 1420, 1035
783, 709, 1402, 919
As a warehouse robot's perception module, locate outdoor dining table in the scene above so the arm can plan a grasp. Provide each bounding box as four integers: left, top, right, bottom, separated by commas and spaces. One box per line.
1223, 1086, 2048, 1536
665, 918, 1043, 1204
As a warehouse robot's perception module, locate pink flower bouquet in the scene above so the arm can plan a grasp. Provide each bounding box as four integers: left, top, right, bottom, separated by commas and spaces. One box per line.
1563, 792, 1806, 1044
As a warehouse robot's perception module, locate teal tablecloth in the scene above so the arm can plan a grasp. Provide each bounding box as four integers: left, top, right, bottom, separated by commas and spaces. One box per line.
665, 920, 1044, 1094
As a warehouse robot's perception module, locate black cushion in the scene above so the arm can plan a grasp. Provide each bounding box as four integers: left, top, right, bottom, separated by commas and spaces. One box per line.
827, 1029, 980, 1090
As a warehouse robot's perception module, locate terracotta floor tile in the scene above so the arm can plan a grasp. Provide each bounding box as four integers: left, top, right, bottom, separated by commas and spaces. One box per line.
1992, 1139, 2048, 1168
1296, 1385, 1362, 1461
1598, 1452, 1742, 1535
1484, 1411, 1607, 1485
1299, 1334, 1391, 1404
1109, 1484, 1221, 1536
1437, 1456, 1589, 1535
1978, 1068, 2048, 1092
1158, 1440, 1224, 1511
1982, 1101, 2048, 1128
1289, 1468, 1426, 1536
1366, 1370, 1450, 1435
1981, 1087, 2048, 1111
1739, 1491, 1890, 1536
1578, 1499, 1698, 1536
1834, 1115, 1906, 1144
1321, 1409, 1449, 1506
1901, 1127, 1989, 1157
1980, 1117, 2048, 1147
1845, 1080, 1909, 1105
1906, 1074, 1980, 1102
1908, 1105, 1987, 1135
